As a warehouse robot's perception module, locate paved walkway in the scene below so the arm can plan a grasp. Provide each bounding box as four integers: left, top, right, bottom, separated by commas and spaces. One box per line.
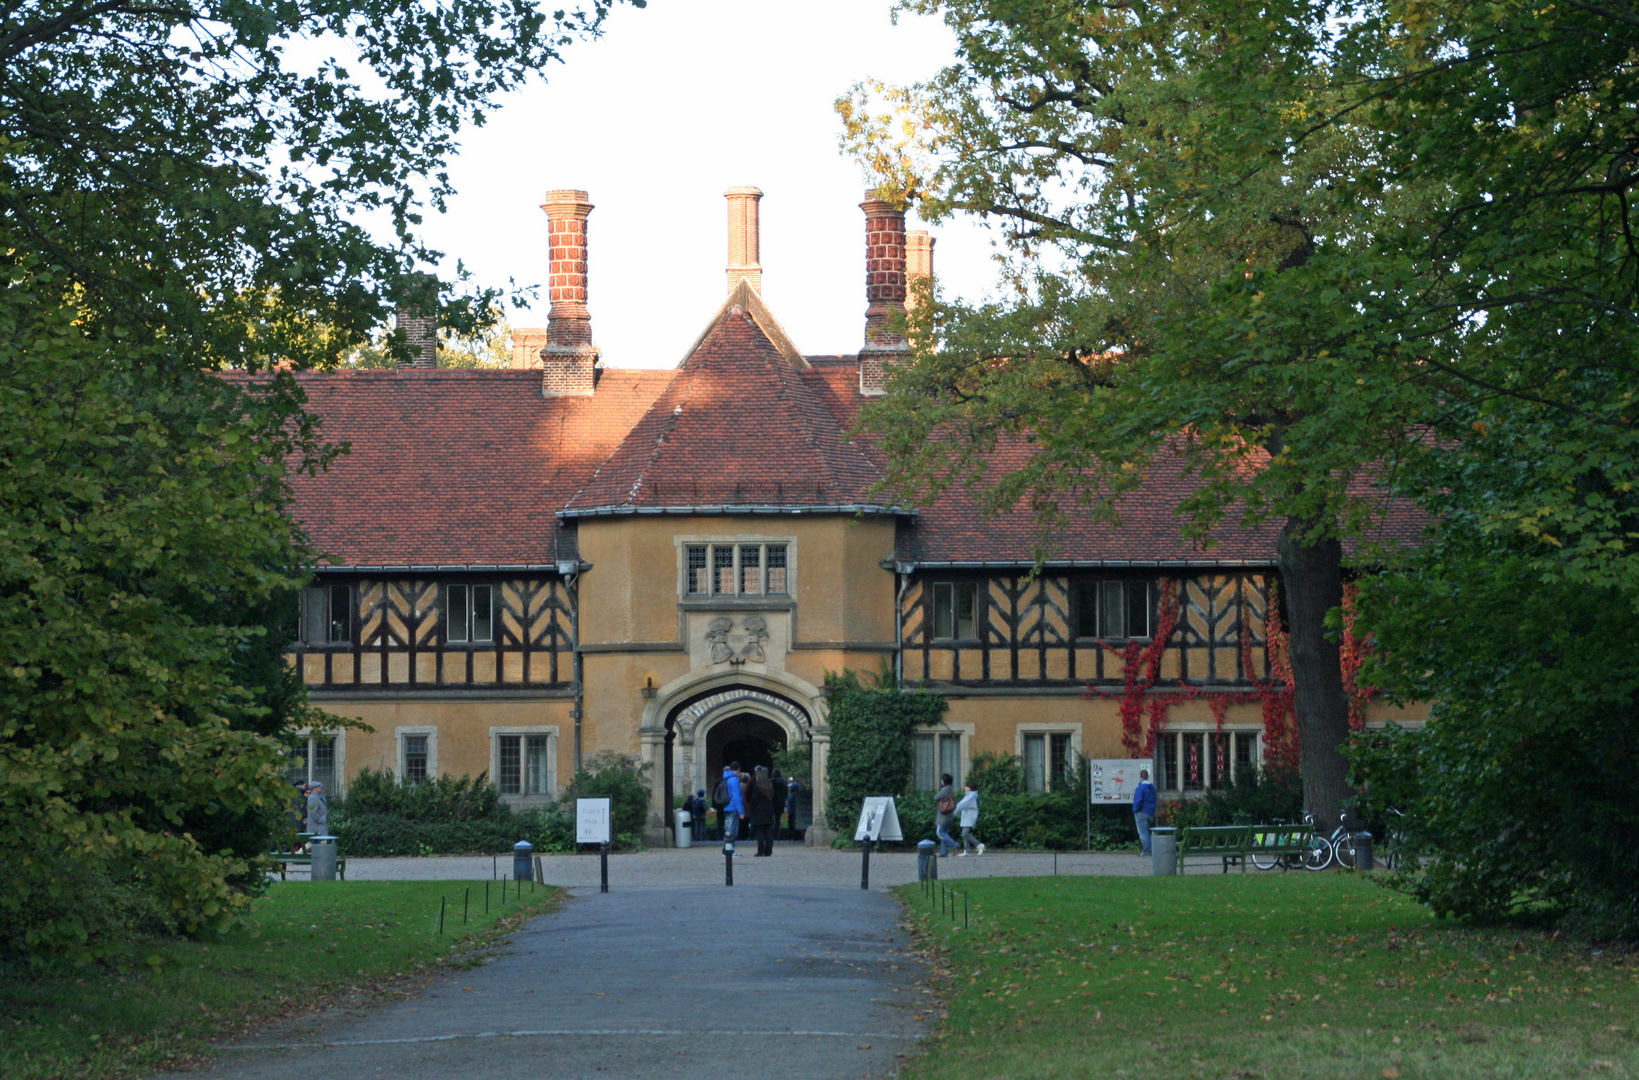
161, 886, 931, 1080
343, 843, 1149, 890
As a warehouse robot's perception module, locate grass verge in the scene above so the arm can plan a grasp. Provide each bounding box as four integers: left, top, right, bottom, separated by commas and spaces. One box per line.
0, 878, 559, 1080
899, 873, 1638, 1080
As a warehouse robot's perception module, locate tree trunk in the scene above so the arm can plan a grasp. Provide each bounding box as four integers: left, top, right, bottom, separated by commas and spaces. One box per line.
1276, 516, 1354, 833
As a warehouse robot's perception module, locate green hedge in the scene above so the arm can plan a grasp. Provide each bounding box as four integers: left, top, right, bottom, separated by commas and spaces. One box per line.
824, 669, 946, 833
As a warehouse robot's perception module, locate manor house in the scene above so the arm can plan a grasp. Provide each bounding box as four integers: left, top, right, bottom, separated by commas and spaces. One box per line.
283, 187, 1425, 844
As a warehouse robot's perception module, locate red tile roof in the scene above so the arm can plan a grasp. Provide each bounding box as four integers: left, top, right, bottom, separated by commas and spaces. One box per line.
285, 369, 669, 566
562, 298, 888, 515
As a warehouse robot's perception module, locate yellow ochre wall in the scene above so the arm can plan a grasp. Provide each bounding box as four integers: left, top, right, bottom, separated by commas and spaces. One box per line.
318, 696, 573, 792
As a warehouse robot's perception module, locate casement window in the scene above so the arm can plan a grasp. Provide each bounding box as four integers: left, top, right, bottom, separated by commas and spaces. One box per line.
929, 581, 979, 640
1158, 730, 1260, 793
396, 726, 437, 784
912, 731, 964, 791
493, 732, 554, 797
298, 584, 352, 645
1023, 732, 1075, 793
447, 584, 493, 644
683, 542, 790, 597
286, 732, 339, 792
1074, 579, 1156, 640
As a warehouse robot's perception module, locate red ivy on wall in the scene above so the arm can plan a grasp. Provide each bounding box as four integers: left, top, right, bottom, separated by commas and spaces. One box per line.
1087, 578, 1373, 774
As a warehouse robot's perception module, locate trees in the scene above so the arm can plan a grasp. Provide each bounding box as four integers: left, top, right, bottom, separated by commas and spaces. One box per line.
1, 0, 639, 961
839, 0, 1431, 827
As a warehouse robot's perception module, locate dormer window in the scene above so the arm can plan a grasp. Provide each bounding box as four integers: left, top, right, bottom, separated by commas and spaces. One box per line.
684, 542, 790, 597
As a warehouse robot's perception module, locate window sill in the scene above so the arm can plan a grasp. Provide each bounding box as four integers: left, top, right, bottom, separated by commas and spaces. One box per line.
678, 597, 795, 610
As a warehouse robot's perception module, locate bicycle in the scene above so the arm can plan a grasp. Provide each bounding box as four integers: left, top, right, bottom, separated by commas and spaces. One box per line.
1248, 816, 1333, 871
1325, 808, 1358, 870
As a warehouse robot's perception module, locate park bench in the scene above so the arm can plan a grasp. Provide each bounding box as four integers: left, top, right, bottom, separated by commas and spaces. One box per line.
1245, 822, 1316, 871
1176, 824, 1253, 874
268, 847, 347, 881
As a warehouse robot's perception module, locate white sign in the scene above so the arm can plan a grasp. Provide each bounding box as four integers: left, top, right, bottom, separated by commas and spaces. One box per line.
576, 797, 612, 844
1087, 759, 1152, 804
853, 796, 904, 842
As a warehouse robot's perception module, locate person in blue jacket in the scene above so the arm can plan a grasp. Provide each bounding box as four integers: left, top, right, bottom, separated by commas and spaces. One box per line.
721, 762, 746, 844
1132, 768, 1158, 856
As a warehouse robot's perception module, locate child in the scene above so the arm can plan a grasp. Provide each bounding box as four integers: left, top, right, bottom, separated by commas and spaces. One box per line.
955, 781, 985, 856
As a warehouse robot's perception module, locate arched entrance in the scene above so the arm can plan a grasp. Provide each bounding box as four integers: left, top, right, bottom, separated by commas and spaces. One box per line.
705, 713, 787, 780
638, 674, 834, 846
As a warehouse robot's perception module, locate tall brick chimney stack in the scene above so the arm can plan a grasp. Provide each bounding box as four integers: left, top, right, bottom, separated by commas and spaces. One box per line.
725, 186, 763, 293
395, 273, 438, 369
906, 230, 935, 319
540, 189, 596, 397
859, 195, 908, 396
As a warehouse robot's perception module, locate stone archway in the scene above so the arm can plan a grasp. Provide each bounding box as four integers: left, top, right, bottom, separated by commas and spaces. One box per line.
638, 672, 833, 846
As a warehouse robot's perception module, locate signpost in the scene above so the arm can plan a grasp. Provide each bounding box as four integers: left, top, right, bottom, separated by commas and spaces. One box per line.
1085, 757, 1152, 849
853, 797, 904, 890
576, 797, 612, 893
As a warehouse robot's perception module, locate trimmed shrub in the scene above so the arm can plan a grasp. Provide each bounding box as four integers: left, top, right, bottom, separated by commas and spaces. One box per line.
561, 753, 650, 844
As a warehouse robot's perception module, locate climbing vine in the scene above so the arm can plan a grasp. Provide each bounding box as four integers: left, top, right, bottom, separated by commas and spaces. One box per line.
1088, 578, 1372, 774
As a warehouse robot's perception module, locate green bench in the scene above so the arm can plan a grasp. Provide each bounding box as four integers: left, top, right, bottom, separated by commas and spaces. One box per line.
1176, 825, 1253, 874
268, 848, 347, 881
1176, 823, 1318, 873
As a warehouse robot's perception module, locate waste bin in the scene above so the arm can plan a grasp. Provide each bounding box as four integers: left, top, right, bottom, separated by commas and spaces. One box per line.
1353, 831, 1374, 871
513, 840, 534, 881
917, 839, 938, 882
311, 835, 338, 881
1151, 827, 1177, 876
674, 808, 693, 848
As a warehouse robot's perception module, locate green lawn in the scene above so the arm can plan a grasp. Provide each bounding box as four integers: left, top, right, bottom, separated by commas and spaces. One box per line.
899, 873, 1638, 1080
0, 878, 559, 1080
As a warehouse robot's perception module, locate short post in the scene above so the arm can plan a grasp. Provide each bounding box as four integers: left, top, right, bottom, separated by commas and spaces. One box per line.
438, 896, 445, 936
600, 841, 610, 893
723, 840, 735, 886
534, 855, 543, 884
917, 839, 937, 883
485, 879, 490, 913
513, 841, 534, 882
860, 840, 872, 890
464, 887, 470, 925
963, 892, 969, 929
1152, 826, 1178, 876
1054, 851, 1059, 876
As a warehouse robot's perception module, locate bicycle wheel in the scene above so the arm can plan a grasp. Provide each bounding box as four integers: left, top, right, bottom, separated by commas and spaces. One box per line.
1333, 833, 1357, 870
1250, 851, 1281, 871
1302, 835, 1333, 871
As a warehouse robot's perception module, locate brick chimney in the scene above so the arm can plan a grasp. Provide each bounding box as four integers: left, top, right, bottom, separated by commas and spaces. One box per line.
725, 186, 764, 293
859, 195, 908, 396
395, 273, 438, 369
510, 328, 548, 369
540, 189, 597, 397
906, 229, 935, 322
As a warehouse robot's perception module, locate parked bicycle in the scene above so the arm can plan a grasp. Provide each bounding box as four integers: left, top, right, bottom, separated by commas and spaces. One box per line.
1248, 814, 1334, 871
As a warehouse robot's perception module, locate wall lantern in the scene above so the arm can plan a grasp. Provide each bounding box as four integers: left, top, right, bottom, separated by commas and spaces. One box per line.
640, 676, 657, 700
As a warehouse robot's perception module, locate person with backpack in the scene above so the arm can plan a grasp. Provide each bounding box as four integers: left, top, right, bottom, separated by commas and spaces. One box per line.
1132, 768, 1158, 857
716, 762, 745, 848
934, 773, 959, 857
785, 775, 801, 836
691, 789, 708, 843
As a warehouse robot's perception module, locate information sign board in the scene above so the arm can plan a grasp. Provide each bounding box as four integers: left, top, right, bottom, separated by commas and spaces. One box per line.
853, 796, 904, 842
576, 797, 612, 844
1087, 759, 1152, 804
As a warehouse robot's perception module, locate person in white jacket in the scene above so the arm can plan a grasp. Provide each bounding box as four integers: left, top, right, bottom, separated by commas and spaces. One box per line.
954, 781, 985, 857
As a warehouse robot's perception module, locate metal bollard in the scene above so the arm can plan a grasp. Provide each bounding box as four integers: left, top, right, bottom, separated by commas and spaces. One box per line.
917, 839, 938, 882
310, 836, 338, 881
513, 840, 533, 881
1353, 831, 1374, 871
1151, 827, 1178, 876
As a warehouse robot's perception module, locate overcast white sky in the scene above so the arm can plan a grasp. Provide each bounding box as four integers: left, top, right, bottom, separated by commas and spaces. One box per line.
415, 0, 1002, 368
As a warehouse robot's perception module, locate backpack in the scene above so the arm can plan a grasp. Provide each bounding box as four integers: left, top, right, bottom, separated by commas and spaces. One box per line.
712, 777, 729, 808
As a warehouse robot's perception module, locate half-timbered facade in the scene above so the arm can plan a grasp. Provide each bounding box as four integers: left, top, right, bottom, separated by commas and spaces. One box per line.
283, 187, 1427, 842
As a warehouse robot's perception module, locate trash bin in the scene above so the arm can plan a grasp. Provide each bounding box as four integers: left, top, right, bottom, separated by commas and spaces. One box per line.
513, 840, 534, 881
1353, 831, 1374, 871
1151, 827, 1177, 876
311, 835, 338, 881
917, 839, 938, 882
674, 808, 692, 848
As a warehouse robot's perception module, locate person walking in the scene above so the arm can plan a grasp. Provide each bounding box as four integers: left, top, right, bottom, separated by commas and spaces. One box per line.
1132, 768, 1158, 857
305, 781, 329, 837
934, 773, 959, 857
748, 765, 778, 856
954, 781, 985, 856
720, 763, 745, 849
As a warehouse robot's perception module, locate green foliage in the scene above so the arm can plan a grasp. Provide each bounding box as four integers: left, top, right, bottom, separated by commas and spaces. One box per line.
1197, 765, 1305, 828
824, 670, 947, 832
1354, 557, 1639, 939
0, 278, 341, 965
966, 751, 1023, 796
342, 769, 505, 822
771, 743, 813, 786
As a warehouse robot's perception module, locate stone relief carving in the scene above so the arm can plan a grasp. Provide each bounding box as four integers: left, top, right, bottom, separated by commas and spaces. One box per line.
705, 616, 734, 664
739, 615, 768, 663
